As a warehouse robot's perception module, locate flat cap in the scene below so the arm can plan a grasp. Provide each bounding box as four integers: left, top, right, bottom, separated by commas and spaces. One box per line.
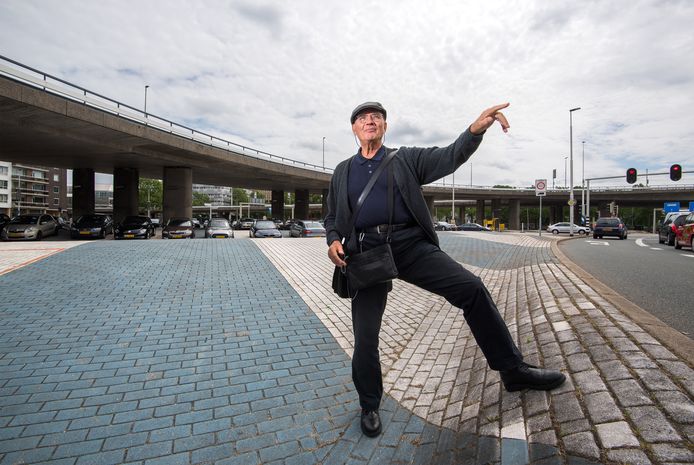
350, 101, 387, 124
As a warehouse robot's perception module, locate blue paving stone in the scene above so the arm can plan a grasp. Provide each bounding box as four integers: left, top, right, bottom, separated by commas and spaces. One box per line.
501, 438, 529, 465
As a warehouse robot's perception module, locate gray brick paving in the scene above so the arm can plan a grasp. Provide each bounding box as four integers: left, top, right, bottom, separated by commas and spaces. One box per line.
1, 234, 692, 464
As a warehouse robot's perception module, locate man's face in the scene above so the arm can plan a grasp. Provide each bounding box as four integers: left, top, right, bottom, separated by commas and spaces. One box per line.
352, 111, 387, 144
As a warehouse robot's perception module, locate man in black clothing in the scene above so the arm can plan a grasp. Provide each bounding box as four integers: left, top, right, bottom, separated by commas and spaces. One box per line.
324, 101, 566, 438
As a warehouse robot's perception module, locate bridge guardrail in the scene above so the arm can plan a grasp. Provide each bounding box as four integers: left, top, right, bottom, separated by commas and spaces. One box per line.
0, 55, 332, 174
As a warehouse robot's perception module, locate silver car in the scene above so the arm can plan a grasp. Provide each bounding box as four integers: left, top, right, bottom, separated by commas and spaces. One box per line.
205, 218, 234, 238
1, 214, 58, 241
289, 220, 326, 238
547, 222, 590, 235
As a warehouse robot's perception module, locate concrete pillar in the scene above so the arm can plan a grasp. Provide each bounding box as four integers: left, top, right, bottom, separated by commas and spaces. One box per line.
456, 206, 464, 224
72, 168, 95, 220
476, 199, 486, 222
508, 199, 521, 230
321, 189, 329, 219
491, 199, 501, 219
424, 195, 435, 221
295, 189, 309, 220
113, 167, 139, 224
271, 190, 285, 221
162, 167, 192, 224
550, 206, 561, 225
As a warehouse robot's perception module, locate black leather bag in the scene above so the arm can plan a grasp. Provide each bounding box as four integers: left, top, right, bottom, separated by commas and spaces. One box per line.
331, 150, 399, 298
344, 242, 397, 290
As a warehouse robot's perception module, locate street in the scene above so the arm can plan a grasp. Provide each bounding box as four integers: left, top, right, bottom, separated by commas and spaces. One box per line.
559, 233, 693, 338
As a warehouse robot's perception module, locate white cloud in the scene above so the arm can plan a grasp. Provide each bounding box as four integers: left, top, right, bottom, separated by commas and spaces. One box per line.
1, 0, 693, 187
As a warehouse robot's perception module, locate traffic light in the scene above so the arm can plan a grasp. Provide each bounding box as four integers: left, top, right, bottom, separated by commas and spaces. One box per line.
670, 164, 682, 181
626, 167, 637, 184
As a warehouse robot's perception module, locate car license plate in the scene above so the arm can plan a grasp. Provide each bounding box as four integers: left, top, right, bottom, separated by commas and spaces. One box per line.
9, 232, 23, 238
172, 234, 183, 239
125, 234, 135, 238
79, 230, 91, 235
603, 227, 612, 231
214, 235, 225, 238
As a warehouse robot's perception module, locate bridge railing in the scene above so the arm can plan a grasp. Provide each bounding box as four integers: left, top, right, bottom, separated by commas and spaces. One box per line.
0, 55, 333, 174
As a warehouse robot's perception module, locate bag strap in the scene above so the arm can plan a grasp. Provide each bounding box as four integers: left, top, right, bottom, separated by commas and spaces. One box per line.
343, 149, 398, 244
386, 163, 394, 242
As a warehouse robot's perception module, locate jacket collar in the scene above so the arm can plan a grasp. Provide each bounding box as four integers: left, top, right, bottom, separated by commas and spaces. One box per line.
354, 146, 386, 165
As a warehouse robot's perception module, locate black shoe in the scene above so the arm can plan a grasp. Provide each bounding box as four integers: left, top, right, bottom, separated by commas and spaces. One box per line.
501, 362, 566, 392
360, 409, 382, 437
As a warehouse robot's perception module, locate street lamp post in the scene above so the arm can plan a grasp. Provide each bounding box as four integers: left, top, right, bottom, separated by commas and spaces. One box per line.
451, 170, 455, 225
144, 85, 149, 115
569, 107, 581, 236
322, 137, 325, 170
581, 140, 586, 221
563, 156, 568, 189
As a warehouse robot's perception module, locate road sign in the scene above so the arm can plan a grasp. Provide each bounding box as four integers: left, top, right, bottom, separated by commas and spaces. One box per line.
664, 202, 680, 213
535, 179, 547, 196
568, 199, 576, 206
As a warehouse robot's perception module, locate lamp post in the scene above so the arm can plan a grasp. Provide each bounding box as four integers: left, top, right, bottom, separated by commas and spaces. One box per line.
452, 170, 455, 225
563, 156, 568, 189
322, 137, 325, 170
581, 140, 586, 222
144, 85, 149, 114
569, 107, 581, 236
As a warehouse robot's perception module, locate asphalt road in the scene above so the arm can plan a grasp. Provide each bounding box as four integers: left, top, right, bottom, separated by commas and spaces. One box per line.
560, 233, 693, 339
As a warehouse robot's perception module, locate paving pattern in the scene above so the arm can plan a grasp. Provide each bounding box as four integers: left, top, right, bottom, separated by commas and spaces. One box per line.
0, 232, 692, 464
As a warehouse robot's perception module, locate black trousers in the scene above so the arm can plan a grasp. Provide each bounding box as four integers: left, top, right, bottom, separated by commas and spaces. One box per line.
350, 226, 523, 411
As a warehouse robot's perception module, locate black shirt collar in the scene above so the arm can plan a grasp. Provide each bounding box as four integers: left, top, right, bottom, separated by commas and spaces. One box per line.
355, 146, 386, 165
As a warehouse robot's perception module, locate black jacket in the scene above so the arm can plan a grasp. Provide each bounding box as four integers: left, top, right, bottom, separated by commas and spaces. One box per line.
325, 128, 484, 249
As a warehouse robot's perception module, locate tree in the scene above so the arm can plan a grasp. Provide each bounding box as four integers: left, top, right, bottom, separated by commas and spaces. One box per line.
139, 179, 162, 213
232, 188, 249, 205
192, 191, 211, 206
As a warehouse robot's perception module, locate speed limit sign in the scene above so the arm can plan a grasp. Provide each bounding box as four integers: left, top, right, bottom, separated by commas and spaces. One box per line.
535, 179, 547, 196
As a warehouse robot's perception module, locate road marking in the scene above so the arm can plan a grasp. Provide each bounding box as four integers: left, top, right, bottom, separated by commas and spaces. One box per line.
682, 254, 694, 258
585, 240, 609, 246
635, 238, 649, 247
650, 247, 664, 251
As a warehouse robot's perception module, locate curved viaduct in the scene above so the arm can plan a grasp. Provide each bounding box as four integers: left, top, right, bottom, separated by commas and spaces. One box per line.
2, 60, 692, 227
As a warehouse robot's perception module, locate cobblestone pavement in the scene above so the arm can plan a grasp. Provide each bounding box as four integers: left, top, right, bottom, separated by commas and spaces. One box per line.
0, 233, 692, 465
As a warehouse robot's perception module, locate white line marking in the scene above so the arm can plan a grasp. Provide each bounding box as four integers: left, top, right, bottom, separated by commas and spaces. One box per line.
586, 241, 609, 246
650, 248, 664, 251
635, 238, 649, 247
682, 254, 694, 258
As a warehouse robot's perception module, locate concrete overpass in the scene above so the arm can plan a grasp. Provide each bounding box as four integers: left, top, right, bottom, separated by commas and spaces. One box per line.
2, 56, 693, 228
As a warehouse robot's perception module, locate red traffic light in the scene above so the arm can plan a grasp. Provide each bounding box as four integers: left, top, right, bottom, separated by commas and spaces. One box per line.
670, 164, 682, 181
626, 168, 637, 184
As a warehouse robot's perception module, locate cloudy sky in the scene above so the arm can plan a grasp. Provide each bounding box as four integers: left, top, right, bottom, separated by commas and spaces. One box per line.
1, 0, 693, 188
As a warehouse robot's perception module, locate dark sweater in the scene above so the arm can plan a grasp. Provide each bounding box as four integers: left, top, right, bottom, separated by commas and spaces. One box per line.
325, 128, 484, 249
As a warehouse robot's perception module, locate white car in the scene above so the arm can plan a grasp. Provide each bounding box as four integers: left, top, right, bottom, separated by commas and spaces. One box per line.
547, 222, 590, 235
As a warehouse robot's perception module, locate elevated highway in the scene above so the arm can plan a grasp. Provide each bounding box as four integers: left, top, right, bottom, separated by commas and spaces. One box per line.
1, 56, 692, 226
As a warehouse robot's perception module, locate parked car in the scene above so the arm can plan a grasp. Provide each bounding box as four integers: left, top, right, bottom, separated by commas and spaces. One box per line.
70, 214, 113, 239
1, 214, 58, 241
250, 220, 282, 238
237, 218, 255, 230
547, 222, 591, 235
457, 223, 491, 231
290, 220, 326, 238
434, 221, 455, 231
658, 211, 689, 246
0, 213, 10, 232
205, 218, 234, 238
162, 218, 195, 239
674, 212, 694, 251
592, 217, 627, 240
114, 215, 156, 239
282, 219, 298, 230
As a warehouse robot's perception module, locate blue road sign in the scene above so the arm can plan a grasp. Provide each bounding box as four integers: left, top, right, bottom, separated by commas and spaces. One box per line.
690, 202, 694, 212
664, 202, 680, 213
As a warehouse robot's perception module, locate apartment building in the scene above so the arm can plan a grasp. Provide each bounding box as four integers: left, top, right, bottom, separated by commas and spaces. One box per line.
6, 163, 68, 216
0, 162, 11, 215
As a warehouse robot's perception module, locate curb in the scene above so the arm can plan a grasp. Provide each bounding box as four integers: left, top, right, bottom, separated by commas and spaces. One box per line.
551, 236, 694, 365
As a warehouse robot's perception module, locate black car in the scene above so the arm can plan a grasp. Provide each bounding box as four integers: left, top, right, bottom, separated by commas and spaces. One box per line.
593, 217, 627, 240
457, 223, 491, 231
250, 220, 282, 238
114, 215, 156, 239
0, 213, 10, 231
70, 214, 114, 239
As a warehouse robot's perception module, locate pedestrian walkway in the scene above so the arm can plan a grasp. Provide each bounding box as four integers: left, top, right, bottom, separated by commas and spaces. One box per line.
0, 233, 691, 464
